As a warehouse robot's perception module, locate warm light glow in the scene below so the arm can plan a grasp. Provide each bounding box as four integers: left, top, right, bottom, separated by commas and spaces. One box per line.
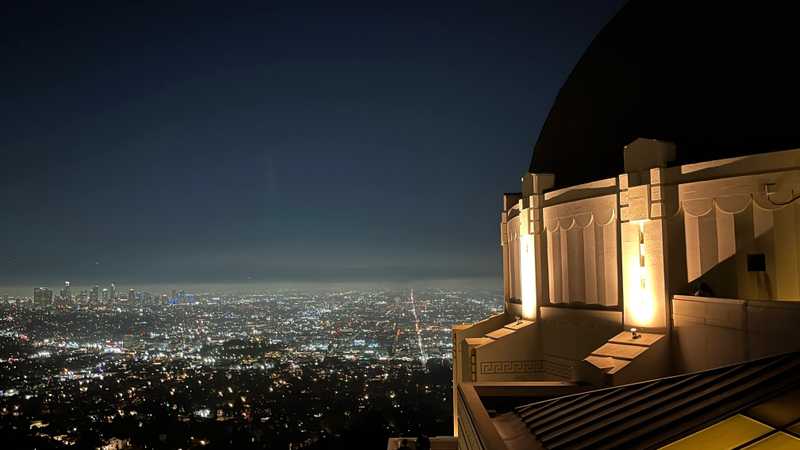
630, 221, 655, 326
520, 234, 536, 320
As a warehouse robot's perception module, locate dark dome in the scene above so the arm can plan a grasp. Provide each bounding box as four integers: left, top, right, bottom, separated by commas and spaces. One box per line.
531, 0, 800, 188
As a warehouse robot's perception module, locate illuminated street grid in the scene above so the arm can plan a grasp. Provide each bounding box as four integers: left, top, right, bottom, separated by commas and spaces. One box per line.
0, 287, 501, 449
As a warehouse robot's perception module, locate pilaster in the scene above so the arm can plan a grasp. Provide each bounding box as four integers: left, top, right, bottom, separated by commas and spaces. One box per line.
521, 173, 554, 320
619, 139, 675, 333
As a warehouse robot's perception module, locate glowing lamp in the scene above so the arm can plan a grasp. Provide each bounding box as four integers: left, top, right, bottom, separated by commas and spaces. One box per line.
629, 220, 655, 326
519, 234, 537, 320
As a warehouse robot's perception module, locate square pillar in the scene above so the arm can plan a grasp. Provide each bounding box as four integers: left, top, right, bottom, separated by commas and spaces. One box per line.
619, 139, 675, 333
521, 173, 554, 321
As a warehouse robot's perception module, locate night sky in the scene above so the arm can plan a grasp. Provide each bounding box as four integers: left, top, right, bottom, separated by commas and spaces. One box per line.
1, 2, 622, 290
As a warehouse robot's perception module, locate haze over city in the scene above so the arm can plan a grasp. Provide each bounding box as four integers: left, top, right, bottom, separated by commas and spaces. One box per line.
1, 2, 622, 290
11, 2, 798, 450
1, 3, 629, 449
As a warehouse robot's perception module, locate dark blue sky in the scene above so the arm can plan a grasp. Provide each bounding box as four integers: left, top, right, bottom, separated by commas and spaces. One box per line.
1, 1, 622, 288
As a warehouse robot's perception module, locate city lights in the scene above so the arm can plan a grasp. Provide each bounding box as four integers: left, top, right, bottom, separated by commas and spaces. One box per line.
0, 287, 501, 448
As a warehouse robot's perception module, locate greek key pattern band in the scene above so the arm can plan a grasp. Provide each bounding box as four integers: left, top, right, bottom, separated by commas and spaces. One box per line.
480, 359, 543, 374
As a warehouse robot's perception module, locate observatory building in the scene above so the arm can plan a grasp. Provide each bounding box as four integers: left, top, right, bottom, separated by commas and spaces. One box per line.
392, 1, 800, 449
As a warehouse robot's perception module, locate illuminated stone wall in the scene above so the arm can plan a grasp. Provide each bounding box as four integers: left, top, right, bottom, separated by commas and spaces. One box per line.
496, 142, 800, 384
506, 213, 522, 303
678, 169, 800, 301
542, 191, 619, 306
526, 148, 800, 312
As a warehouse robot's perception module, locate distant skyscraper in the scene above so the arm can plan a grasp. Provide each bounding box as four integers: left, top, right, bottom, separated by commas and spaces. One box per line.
128, 289, 136, 302
60, 281, 72, 303
110, 283, 116, 301
90, 285, 100, 303
102, 288, 109, 302
33, 287, 53, 306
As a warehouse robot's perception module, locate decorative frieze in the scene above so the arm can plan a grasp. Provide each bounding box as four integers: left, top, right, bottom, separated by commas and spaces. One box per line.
479, 359, 543, 375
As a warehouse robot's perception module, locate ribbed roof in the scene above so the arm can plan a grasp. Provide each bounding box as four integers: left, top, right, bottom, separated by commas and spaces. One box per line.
514, 352, 800, 449
531, 0, 800, 188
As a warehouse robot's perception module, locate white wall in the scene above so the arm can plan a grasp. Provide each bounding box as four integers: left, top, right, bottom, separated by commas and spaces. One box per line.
539, 307, 622, 379
507, 214, 522, 302
676, 156, 800, 301
542, 193, 619, 306
673, 295, 800, 372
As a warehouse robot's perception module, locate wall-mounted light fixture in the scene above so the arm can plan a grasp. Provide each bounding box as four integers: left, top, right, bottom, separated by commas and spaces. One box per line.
519, 234, 536, 320
630, 220, 655, 327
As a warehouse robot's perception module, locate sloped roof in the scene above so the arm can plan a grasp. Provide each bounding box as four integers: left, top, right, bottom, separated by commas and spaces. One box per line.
513, 352, 800, 449
531, 0, 800, 188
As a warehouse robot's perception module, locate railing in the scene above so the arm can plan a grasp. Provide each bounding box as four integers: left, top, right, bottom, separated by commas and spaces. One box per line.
456, 381, 588, 450
457, 383, 505, 450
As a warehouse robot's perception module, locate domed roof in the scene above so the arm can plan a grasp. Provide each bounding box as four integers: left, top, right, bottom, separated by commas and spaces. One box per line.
531, 0, 800, 188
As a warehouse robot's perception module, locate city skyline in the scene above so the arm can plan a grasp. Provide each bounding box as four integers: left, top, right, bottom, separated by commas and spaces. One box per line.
0, 277, 502, 299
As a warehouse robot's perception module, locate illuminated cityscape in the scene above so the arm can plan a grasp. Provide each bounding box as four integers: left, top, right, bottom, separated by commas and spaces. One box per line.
0, 286, 501, 448
6, 0, 800, 449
